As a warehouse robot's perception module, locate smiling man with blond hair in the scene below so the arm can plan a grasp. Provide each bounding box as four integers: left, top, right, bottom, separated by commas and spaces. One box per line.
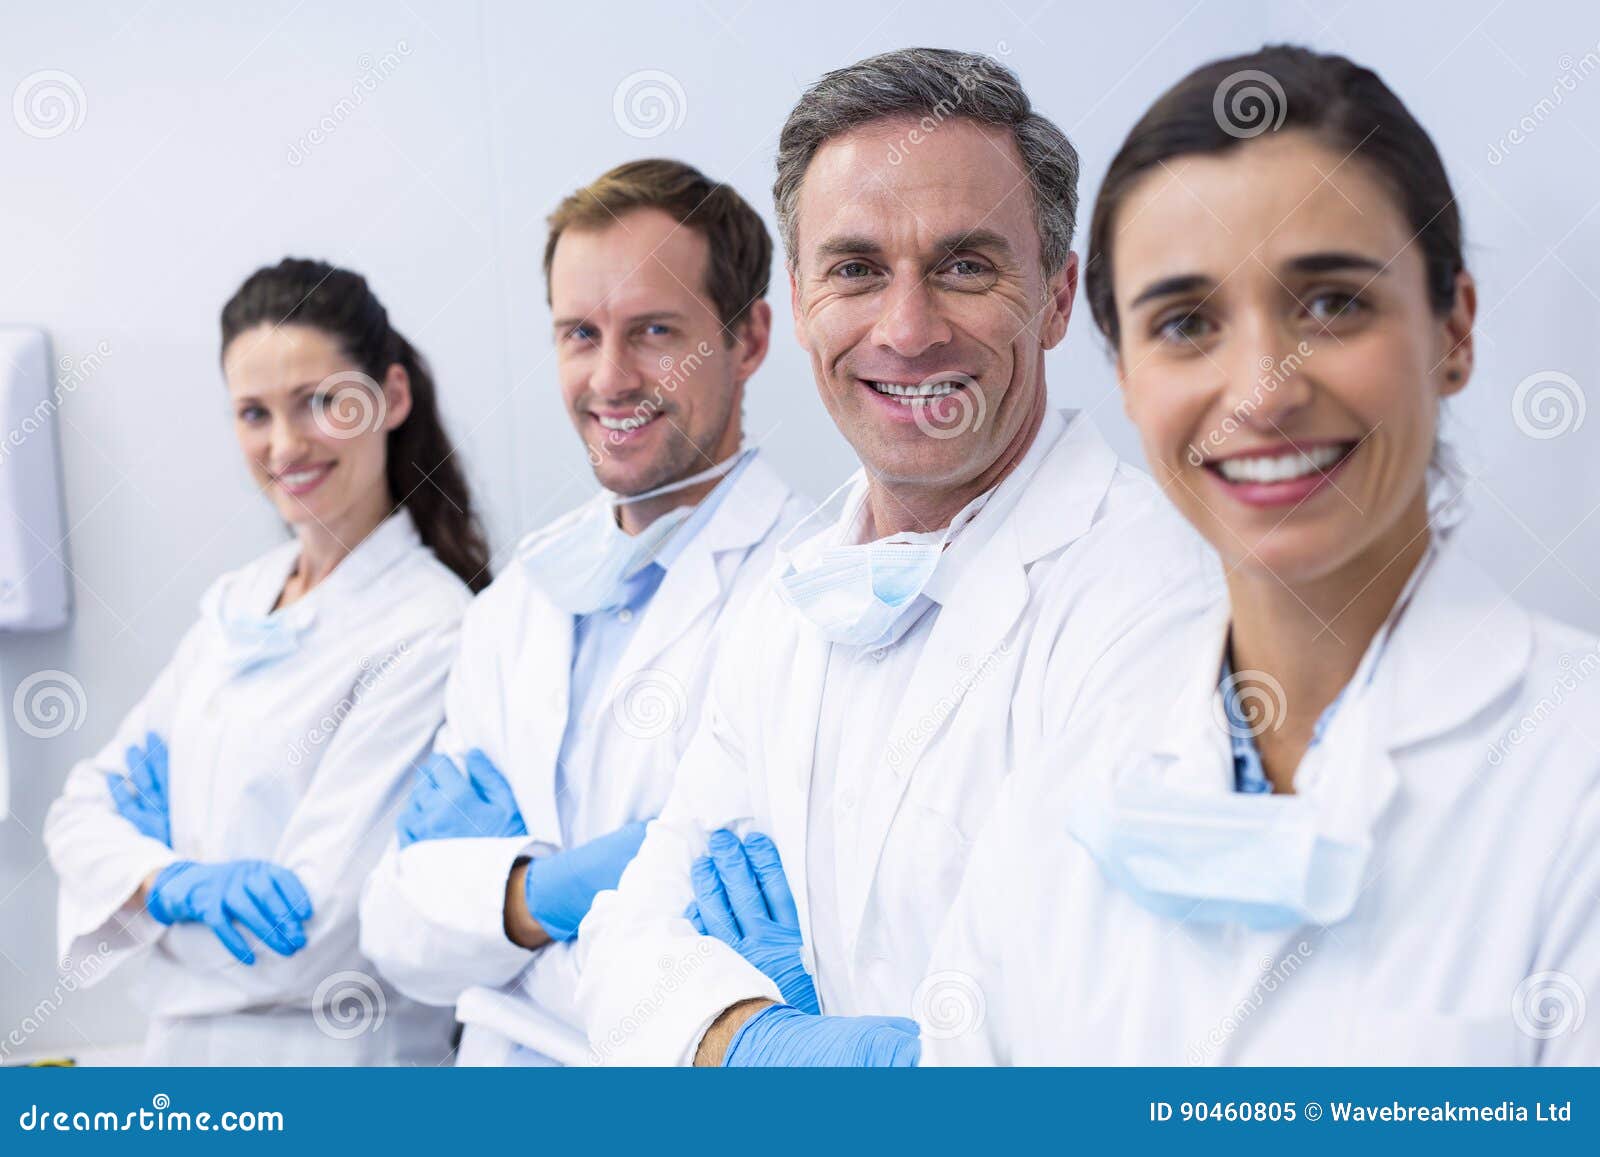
360, 158, 809, 1066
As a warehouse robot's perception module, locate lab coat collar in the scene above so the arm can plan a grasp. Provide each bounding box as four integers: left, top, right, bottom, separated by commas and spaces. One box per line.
202, 507, 423, 628
911, 407, 1119, 655
515, 450, 781, 573
770, 408, 1089, 616
307, 507, 425, 604
500, 453, 796, 855
1370, 534, 1532, 750
1148, 531, 1534, 788
835, 409, 1122, 949
599, 450, 795, 715
1009, 407, 1121, 567
1088, 535, 1533, 1016
674, 449, 792, 562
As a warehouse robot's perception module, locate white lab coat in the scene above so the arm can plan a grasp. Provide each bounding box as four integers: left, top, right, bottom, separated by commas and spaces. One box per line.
44, 510, 470, 1066
574, 409, 1223, 1064
358, 451, 810, 1065
924, 536, 1600, 1065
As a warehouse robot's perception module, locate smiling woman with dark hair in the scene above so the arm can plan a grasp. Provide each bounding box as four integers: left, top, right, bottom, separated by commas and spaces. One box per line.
43, 258, 483, 1065
924, 45, 1600, 1066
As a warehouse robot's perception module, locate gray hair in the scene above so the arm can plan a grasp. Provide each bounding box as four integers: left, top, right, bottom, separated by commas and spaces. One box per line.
774, 47, 1081, 276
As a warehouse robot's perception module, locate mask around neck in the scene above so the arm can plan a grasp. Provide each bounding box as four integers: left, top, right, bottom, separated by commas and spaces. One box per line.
775, 477, 989, 648
1064, 762, 1370, 932
522, 449, 746, 615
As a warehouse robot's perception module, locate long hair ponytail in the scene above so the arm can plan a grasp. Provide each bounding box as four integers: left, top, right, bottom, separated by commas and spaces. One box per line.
220, 257, 492, 592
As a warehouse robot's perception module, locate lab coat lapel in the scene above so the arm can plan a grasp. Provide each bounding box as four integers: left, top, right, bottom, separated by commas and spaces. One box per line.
839, 410, 1112, 950
1288, 537, 1532, 851
1144, 603, 1236, 793
599, 454, 791, 720
774, 624, 832, 959
1377, 538, 1533, 753
508, 592, 575, 850
838, 525, 1032, 949
1220, 538, 1535, 1056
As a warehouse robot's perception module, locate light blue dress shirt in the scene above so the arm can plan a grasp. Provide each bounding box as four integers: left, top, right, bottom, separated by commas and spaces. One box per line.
551, 455, 748, 842
1220, 656, 1345, 795
508, 459, 747, 1066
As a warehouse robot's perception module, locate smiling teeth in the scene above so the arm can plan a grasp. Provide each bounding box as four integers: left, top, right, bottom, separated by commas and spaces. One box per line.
280, 468, 325, 486
598, 414, 652, 431
1215, 444, 1346, 484
869, 380, 960, 404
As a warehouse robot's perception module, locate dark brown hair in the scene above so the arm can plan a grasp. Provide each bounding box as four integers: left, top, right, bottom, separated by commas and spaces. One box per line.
542, 158, 772, 337
1086, 45, 1465, 346
221, 257, 492, 593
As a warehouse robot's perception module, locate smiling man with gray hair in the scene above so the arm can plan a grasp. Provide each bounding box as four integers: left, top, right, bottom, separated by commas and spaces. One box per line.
575, 47, 1218, 1066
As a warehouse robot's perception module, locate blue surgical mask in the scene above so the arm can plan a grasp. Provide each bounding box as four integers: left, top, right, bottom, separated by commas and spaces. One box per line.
775, 477, 989, 648
522, 450, 745, 615
1065, 774, 1370, 931
204, 589, 317, 677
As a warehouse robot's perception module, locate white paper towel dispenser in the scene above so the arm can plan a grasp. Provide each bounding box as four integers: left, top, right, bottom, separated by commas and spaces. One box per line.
0, 326, 72, 632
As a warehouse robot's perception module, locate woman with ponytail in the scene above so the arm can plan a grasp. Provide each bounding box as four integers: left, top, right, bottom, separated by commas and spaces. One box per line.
45, 258, 488, 1065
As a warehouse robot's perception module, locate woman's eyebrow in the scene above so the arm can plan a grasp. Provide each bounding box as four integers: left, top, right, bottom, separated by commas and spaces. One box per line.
1283, 251, 1388, 276
1127, 251, 1391, 310
1128, 273, 1211, 309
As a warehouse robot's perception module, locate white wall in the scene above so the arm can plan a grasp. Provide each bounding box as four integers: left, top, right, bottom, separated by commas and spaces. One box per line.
1, 0, 1595, 1057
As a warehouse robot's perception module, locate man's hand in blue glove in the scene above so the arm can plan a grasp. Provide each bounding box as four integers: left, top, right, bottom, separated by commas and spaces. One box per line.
146, 860, 314, 966
515, 820, 650, 945
397, 749, 527, 847
722, 1003, 921, 1067
686, 830, 819, 1014
106, 731, 170, 846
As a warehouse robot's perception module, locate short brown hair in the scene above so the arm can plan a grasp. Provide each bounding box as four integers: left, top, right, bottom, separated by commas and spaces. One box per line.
542, 158, 773, 334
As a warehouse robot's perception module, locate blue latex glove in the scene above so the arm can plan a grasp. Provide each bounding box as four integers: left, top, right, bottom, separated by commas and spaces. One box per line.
397, 749, 528, 848
686, 830, 819, 1014
723, 1003, 921, 1067
105, 731, 170, 846
523, 820, 650, 941
147, 860, 314, 966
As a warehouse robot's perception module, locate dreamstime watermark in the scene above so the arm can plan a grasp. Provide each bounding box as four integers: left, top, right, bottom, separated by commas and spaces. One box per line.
912, 970, 986, 1039
13, 669, 87, 739
586, 340, 716, 467
1213, 667, 1288, 741
0, 339, 112, 467
1188, 941, 1315, 1063
1, 941, 111, 1062
884, 42, 1014, 165
287, 641, 411, 766
1510, 370, 1585, 439
1486, 644, 1600, 766
311, 369, 389, 440
1213, 69, 1287, 139
910, 374, 987, 440
612, 69, 687, 139
312, 970, 387, 1040
1511, 971, 1586, 1040
1186, 342, 1314, 466
612, 668, 687, 741
286, 41, 413, 166
1488, 43, 1600, 165
588, 941, 716, 1063
12, 69, 86, 139
17, 1095, 283, 1134
885, 640, 1013, 771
